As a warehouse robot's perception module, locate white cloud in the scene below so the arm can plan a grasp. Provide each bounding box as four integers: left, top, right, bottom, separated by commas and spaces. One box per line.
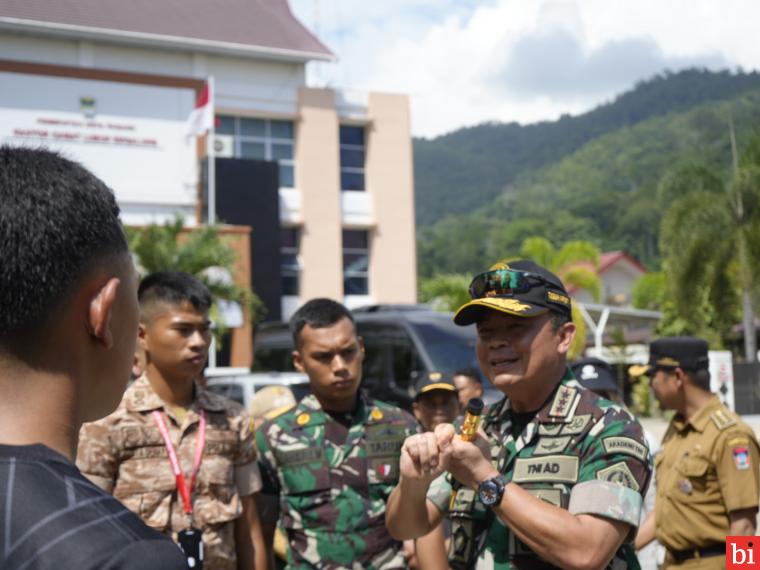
290, 0, 760, 137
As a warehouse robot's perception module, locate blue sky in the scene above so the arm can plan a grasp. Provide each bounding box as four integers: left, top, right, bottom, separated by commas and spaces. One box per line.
290, 0, 760, 138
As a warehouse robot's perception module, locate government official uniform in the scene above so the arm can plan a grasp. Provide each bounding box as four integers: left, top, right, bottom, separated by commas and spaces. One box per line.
632, 337, 760, 569
427, 369, 651, 569
78, 375, 262, 570
655, 397, 759, 568
256, 392, 418, 569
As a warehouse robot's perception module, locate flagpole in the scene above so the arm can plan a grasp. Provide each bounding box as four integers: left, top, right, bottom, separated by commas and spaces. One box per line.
207, 75, 216, 226
206, 76, 217, 369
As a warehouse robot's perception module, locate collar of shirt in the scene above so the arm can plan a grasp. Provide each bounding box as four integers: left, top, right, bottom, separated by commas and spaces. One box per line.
294, 391, 371, 428
124, 375, 226, 414
671, 394, 722, 434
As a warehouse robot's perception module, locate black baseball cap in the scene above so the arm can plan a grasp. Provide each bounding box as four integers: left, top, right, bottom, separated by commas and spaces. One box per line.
571, 357, 619, 394
629, 336, 710, 377
454, 259, 572, 326
414, 371, 457, 400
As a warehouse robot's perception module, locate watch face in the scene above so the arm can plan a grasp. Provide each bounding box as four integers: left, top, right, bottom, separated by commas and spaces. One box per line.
479, 480, 501, 506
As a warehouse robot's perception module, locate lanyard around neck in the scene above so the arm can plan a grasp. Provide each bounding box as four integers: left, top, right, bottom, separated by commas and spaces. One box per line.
152, 409, 207, 515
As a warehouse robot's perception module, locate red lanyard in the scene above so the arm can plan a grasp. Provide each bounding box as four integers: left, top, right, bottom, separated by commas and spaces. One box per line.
152, 409, 207, 516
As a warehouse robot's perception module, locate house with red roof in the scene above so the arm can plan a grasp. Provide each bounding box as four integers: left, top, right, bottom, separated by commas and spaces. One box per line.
569, 251, 648, 307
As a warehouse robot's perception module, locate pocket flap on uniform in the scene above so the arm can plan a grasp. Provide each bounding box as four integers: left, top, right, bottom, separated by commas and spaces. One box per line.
678, 455, 709, 477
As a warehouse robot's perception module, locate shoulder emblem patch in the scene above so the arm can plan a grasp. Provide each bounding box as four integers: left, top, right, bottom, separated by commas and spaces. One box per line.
710, 409, 736, 431
602, 437, 649, 463
370, 408, 384, 421
561, 414, 592, 435
549, 385, 578, 418
733, 447, 751, 470
533, 436, 572, 455
596, 461, 640, 492
296, 412, 311, 426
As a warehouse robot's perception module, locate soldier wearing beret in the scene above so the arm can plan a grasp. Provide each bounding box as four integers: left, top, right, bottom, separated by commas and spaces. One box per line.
633, 337, 760, 569
255, 298, 418, 569
386, 259, 652, 569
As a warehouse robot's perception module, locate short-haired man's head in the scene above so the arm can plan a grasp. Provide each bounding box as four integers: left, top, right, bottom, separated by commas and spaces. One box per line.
0, 146, 127, 346
138, 271, 212, 321
290, 298, 355, 348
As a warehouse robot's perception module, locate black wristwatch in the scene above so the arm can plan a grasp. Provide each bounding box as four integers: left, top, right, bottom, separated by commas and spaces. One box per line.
477, 474, 506, 506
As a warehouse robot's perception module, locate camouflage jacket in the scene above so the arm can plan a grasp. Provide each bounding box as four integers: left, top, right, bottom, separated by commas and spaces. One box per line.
256, 392, 419, 570
428, 370, 651, 570
77, 375, 262, 570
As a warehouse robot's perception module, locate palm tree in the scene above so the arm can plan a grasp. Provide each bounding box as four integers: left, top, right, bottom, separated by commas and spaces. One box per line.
418, 273, 471, 312
518, 237, 604, 359
658, 127, 760, 361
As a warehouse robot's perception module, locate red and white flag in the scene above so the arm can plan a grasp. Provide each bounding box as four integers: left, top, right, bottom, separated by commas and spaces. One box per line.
186, 79, 214, 138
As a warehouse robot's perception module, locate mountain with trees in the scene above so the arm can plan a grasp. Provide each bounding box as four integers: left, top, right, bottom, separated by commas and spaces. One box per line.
415, 70, 760, 280
414, 68, 760, 228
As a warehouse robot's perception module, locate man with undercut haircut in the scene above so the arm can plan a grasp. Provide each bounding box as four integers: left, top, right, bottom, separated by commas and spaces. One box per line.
255, 298, 419, 569
0, 146, 187, 570
78, 271, 266, 570
633, 337, 759, 569
386, 260, 651, 569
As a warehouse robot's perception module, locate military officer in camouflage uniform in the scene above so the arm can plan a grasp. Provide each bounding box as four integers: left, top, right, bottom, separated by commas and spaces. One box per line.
256, 298, 418, 569
387, 260, 651, 569
633, 337, 759, 569
78, 271, 266, 570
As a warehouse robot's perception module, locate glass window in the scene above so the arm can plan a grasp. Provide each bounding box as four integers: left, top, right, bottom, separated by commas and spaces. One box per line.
281, 227, 301, 296
340, 125, 366, 191
213, 115, 296, 188
343, 229, 369, 295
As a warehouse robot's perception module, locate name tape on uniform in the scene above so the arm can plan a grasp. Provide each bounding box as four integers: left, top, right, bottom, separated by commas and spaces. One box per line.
513, 455, 579, 484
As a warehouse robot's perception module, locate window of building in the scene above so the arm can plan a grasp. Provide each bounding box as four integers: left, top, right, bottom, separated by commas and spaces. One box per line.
339, 125, 365, 191
343, 229, 369, 295
281, 227, 301, 296
216, 115, 295, 188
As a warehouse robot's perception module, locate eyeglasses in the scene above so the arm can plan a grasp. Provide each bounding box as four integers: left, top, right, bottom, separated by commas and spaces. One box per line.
468, 269, 551, 299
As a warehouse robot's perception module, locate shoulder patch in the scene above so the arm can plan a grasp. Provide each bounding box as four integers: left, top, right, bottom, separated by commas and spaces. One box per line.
602, 437, 649, 463
596, 461, 640, 492
561, 414, 592, 435
710, 409, 737, 431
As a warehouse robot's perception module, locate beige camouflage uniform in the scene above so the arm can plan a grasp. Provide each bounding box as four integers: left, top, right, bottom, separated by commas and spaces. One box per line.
77, 375, 262, 570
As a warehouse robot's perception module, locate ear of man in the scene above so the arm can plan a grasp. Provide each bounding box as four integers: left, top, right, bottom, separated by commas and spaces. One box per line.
87, 277, 122, 350
555, 320, 577, 354
292, 349, 305, 373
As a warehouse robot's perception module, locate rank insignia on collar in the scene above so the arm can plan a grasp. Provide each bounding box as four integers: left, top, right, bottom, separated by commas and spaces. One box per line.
296, 413, 310, 426
549, 385, 577, 418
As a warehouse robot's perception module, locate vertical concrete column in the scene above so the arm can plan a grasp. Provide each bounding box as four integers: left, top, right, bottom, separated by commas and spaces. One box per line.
296, 87, 343, 301
366, 93, 417, 303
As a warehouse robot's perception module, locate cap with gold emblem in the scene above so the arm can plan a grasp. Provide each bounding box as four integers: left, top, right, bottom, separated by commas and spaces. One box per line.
454, 259, 571, 326
629, 336, 710, 377
413, 371, 457, 401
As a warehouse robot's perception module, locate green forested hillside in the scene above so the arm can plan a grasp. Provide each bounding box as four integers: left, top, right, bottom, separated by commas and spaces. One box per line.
417, 86, 760, 278
414, 69, 760, 228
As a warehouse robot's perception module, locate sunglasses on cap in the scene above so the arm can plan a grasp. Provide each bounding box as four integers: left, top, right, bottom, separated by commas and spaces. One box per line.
468, 268, 552, 299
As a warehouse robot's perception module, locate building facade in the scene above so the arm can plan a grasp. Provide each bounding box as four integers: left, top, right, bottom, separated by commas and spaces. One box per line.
0, 0, 417, 323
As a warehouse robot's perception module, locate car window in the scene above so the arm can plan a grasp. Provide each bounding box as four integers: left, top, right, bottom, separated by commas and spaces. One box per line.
408, 320, 484, 381
253, 345, 295, 372
206, 383, 245, 405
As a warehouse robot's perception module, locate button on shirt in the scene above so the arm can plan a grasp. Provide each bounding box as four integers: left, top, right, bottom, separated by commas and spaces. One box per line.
77, 375, 262, 570
654, 395, 760, 552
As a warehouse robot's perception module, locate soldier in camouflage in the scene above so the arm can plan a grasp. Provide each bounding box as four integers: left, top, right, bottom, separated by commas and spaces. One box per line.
78, 271, 266, 570
387, 260, 652, 569
256, 298, 419, 569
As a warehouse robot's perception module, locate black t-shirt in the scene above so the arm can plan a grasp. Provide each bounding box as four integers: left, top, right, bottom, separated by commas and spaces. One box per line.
0, 444, 188, 570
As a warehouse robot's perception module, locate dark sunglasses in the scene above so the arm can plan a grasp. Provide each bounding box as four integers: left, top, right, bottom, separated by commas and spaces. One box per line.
468, 268, 551, 299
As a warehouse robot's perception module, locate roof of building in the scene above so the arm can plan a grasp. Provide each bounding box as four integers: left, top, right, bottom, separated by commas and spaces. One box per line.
0, 0, 334, 62
598, 251, 647, 274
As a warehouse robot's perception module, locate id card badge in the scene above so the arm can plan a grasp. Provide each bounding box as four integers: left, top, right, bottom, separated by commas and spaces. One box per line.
178, 527, 204, 569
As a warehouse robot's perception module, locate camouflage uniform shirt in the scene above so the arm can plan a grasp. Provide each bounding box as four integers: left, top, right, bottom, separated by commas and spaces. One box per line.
427, 370, 651, 569
77, 375, 262, 570
256, 392, 419, 569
